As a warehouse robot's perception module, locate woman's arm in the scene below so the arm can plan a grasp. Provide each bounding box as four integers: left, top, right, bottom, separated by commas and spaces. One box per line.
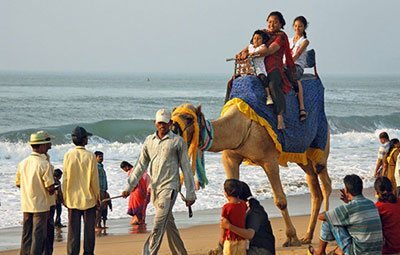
220, 217, 255, 240
256, 42, 280, 57
236, 46, 249, 60
292, 39, 309, 62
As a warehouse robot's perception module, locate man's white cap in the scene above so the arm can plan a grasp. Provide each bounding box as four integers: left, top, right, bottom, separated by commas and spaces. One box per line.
155, 109, 171, 123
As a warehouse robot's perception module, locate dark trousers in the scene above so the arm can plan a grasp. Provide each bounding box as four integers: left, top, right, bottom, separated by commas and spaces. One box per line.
55, 202, 62, 226
20, 211, 48, 255
44, 205, 55, 255
266, 69, 286, 115
96, 191, 106, 227
67, 206, 96, 255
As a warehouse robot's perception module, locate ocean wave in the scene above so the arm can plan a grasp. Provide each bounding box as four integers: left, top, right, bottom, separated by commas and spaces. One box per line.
0, 119, 155, 144
329, 112, 400, 134
1, 113, 400, 145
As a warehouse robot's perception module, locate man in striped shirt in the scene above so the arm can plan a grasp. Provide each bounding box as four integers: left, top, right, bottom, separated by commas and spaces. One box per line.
311, 174, 383, 255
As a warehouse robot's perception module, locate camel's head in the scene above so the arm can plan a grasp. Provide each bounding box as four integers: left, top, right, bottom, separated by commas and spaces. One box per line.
171, 103, 205, 145
171, 103, 210, 189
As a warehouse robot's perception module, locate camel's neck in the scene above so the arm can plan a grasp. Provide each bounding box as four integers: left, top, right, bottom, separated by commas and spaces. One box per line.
208, 108, 250, 152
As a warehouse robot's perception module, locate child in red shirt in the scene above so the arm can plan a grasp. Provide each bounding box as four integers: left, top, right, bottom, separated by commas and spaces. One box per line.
374, 176, 400, 255
219, 179, 247, 255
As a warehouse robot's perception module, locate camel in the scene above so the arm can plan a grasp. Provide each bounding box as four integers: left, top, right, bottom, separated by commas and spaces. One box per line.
171, 103, 332, 247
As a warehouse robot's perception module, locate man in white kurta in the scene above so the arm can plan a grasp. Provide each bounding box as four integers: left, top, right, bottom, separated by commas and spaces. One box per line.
122, 109, 196, 255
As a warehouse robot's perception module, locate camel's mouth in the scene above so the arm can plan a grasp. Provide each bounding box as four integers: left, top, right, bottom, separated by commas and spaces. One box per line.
171, 122, 182, 136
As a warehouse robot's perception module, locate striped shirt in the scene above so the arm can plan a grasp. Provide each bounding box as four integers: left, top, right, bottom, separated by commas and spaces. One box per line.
97, 163, 108, 192
325, 195, 383, 254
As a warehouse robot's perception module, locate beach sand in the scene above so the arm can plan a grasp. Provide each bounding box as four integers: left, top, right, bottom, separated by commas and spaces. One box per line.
0, 188, 375, 255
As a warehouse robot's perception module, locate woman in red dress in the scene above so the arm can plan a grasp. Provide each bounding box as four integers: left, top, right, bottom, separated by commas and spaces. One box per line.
120, 161, 151, 225
239, 11, 297, 130
374, 176, 400, 255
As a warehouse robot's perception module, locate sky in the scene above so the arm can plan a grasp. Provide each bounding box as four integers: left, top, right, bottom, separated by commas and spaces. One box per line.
0, 1, 399, 75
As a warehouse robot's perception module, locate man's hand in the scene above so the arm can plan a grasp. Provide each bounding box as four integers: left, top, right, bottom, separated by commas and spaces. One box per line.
220, 217, 231, 230
318, 212, 326, 221
121, 190, 130, 198
185, 200, 195, 207
340, 189, 349, 203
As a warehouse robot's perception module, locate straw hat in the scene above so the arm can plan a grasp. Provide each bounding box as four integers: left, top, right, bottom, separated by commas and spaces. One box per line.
29, 131, 51, 145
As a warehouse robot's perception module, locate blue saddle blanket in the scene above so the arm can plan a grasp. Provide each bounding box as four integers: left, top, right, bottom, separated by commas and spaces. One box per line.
228, 75, 328, 157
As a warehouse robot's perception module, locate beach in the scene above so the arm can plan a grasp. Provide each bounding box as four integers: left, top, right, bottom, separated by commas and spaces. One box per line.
0, 188, 375, 254
0, 72, 398, 253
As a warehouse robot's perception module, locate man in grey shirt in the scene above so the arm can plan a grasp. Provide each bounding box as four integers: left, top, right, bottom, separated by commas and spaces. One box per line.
122, 109, 196, 255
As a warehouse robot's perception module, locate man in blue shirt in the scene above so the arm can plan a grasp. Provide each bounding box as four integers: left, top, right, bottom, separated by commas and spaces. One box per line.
95, 151, 109, 229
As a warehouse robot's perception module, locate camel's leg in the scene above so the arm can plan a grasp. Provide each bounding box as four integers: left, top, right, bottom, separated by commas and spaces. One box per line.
317, 164, 332, 211
261, 160, 301, 247
298, 162, 323, 244
222, 150, 243, 179
315, 137, 332, 211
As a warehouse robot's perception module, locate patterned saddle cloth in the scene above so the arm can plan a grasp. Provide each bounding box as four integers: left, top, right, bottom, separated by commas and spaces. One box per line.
223, 75, 328, 166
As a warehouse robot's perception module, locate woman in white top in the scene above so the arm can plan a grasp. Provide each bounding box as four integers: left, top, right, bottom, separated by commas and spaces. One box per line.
290, 16, 310, 121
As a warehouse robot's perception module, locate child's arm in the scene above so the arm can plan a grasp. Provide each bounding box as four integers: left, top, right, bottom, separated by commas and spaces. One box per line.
218, 227, 225, 246
236, 45, 250, 60
249, 44, 267, 57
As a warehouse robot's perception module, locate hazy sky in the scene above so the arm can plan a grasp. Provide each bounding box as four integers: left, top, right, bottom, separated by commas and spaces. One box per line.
1, 1, 399, 75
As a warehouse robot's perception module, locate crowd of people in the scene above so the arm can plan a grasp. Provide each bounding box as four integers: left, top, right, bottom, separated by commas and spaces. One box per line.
15, 108, 197, 255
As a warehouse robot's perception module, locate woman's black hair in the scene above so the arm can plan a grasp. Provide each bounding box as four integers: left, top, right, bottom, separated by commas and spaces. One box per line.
239, 181, 261, 209
224, 179, 242, 197
386, 138, 399, 158
293, 16, 309, 38
250, 30, 270, 45
120, 161, 133, 169
374, 176, 397, 203
267, 11, 286, 29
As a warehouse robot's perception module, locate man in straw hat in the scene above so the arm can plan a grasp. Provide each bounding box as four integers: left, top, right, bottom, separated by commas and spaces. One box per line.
63, 126, 100, 255
16, 131, 55, 254
121, 109, 196, 255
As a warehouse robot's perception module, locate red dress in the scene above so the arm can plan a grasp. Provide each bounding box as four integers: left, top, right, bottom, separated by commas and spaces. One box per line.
222, 201, 247, 241
127, 171, 151, 222
264, 31, 296, 94
375, 198, 400, 254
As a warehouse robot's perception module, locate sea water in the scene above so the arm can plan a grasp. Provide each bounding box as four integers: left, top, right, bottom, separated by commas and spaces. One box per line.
0, 71, 399, 229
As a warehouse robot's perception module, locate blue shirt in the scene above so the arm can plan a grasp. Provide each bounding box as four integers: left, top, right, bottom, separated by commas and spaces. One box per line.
97, 163, 108, 192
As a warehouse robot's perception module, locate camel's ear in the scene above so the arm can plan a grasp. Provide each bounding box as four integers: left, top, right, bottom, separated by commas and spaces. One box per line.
172, 107, 177, 114
196, 105, 202, 115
